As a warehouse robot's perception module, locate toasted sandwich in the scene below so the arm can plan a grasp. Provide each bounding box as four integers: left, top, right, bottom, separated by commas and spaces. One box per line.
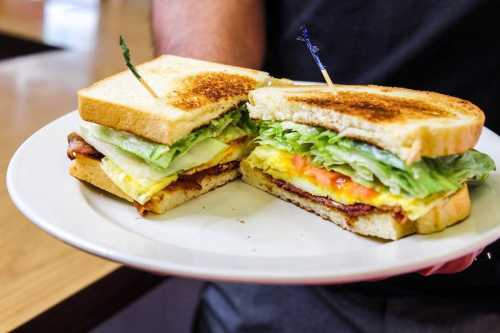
241, 84, 496, 240
67, 55, 270, 215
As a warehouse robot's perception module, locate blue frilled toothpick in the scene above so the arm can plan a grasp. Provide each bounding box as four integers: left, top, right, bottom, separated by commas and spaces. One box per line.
297, 26, 336, 92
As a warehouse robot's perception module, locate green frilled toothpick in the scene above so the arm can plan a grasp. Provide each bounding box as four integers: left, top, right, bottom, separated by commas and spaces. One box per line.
119, 35, 158, 98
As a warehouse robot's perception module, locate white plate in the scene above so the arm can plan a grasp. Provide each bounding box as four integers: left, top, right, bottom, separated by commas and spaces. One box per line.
7, 111, 500, 284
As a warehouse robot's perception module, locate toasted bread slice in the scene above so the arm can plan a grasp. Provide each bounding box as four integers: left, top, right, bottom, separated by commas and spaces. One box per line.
240, 159, 470, 240
248, 84, 484, 164
69, 155, 240, 214
78, 55, 270, 145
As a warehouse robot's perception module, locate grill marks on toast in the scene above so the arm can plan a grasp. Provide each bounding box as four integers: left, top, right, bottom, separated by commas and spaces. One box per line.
288, 91, 454, 122
167, 72, 257, 110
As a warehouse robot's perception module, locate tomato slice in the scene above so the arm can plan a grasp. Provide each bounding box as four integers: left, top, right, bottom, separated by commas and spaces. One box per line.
304, 165, 338, 187
292, 155, 343, 187
291, 154, 377, 199
347, 182, 378, 199
291, 155, 307, 172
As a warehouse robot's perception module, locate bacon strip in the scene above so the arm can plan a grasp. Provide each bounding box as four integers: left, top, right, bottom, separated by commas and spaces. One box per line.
67, 133, 103, 160
134, 161, 240, 215
272, 178, 378, 217
164, 161, 240, 191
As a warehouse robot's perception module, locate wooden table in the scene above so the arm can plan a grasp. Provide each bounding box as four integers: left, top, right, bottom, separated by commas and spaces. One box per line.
0, 1, 160, 331
0, 51, 112, 331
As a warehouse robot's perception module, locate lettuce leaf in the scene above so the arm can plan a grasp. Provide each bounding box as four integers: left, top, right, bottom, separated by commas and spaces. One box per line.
81, 127, 228, 181
85, 105, 253, 169
258, 121, 495, 198
430, 150, 497, 186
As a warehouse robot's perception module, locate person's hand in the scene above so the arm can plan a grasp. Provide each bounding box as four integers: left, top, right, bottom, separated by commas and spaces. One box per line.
418, 248, 484, 276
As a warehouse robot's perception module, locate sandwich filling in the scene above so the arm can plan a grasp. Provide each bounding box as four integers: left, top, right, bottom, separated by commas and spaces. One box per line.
74, 106, 255, 205
245, 121, 495, 221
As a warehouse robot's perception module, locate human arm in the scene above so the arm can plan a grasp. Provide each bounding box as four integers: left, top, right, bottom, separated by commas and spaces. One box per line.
152, 0, 265, 69
419, 248, 484, 276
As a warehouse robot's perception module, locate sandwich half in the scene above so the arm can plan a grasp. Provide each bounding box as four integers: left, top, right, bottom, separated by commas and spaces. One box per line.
242, 84, 495, 240
68, 55, 270, 215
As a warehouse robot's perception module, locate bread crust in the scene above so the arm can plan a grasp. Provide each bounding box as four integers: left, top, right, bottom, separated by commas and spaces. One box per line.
415, 185, 470, 234
142, 169, 239, 214
240, 159, 471, 240
69, 155, 240, 214
248, 84, 484, 163
78, 55, 270, 145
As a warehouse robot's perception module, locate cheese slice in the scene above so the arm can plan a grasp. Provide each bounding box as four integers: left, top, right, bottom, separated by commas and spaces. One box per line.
101, 157, 178, 204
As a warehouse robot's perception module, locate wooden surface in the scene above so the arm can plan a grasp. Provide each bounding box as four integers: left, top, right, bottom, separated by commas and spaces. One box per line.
11, 267, 167, 333
0, 1, 154, 331
0, 0, 154, 76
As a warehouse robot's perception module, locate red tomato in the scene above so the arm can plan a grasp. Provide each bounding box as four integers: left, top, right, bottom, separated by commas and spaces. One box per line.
348, 182, 378, 199
291, 155, 307, 172
291, 154, 377, 198
304, 165, 336, 186
335, 176, 348, 189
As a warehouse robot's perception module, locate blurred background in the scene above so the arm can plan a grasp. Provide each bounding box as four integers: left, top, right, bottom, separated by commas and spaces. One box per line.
0, 0, 153, 77
0, 1, 189, 332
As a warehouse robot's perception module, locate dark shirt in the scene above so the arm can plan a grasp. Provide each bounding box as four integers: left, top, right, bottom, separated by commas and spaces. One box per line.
197, 1, 500, 332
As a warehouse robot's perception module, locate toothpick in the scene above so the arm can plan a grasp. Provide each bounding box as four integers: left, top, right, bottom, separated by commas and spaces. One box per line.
137, 77, 159, 98
321, 69, 335, 89
297, 26, 336, 93
119, 35, 159, 98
